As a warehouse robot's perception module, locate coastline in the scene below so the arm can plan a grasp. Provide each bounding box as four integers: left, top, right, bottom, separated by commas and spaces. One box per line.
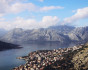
12, 45, 83, 70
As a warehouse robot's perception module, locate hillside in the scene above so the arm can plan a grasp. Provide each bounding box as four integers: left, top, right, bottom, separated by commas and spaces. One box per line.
68, 26, 88, 42
1, 25, 88, 44
44, 43, 88, 70
0, 25, 74, 44
1, 25, 73, 44
72, 43, 88, 70
0, 41, 20, 51
48, 25, 75, 34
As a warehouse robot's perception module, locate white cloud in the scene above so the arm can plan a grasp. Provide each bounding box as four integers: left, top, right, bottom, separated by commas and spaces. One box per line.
0, 0, 62, 30
40, 16, 59, 27
40, 6, 64, 11
0, 14, 4, 17
0, 18, 5, 21
39, 0, 44, 2
9, 3, 37, 13
72, 10, 76, 13
0, 16, 60, 30
0, 0, 37, 14
0, 0, 63, 15
63, 7, 88, 24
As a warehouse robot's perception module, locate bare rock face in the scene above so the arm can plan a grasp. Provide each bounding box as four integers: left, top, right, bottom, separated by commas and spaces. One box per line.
1, 25, 88, 44
68, 26, 88, 42
1, 25, 73, 44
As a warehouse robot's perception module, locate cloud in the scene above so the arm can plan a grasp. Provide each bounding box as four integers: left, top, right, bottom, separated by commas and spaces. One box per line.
0, 14, 4, 17
0, 0, 62, 30
39, 0, 44, 2
0, 0, 63, 15
9, 3, 37, 13
40, 16, 59, 27
0, 16, 60, 30
0, 18, 5, 21
40, 6, 64, 11
63, 7, 88, 24
72, 10, 76, 13
0, 0, 37, 14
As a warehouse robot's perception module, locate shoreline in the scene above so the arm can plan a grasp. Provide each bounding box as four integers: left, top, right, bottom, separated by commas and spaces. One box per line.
13, 45, 83, 70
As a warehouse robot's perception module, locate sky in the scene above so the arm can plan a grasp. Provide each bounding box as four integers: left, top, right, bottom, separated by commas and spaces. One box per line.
0, 0, 88, 30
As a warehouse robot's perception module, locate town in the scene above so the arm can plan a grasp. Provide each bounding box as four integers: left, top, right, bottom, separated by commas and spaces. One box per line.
13, 45, 82, 70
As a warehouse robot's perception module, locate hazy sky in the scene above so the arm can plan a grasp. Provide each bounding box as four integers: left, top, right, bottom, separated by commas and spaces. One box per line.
0, 0, 88, 30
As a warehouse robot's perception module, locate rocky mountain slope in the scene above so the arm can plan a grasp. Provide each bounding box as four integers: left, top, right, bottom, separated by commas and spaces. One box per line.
48, 25, 75, 34
1, 25, 88, 44
68, 26, 88, 42
1, 25, 73, 44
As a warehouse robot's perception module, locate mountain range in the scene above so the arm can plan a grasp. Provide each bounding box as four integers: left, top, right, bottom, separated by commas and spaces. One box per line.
0, 28, 7, 37
1, 25, 88, 44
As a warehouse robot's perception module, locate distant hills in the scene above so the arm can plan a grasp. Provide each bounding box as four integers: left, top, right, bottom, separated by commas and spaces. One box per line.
0, 28, 7, 37
1, 25, 88, 44
0, 41, 20, 51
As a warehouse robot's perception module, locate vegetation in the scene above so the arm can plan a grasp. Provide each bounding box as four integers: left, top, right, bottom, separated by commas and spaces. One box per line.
72, 43, 88, 70
44, 43, 88, 70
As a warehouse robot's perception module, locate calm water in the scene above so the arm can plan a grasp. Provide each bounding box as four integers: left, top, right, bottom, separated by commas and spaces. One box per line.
0, 42, 76, 70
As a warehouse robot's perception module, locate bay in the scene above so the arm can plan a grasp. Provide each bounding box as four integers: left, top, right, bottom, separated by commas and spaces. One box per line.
0, 42, 76, 70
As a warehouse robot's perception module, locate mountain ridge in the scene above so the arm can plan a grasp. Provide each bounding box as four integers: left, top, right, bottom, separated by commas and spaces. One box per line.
1, 25, 88, 44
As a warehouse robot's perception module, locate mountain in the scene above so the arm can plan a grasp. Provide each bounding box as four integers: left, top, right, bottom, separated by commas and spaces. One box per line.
1, 25, 88, 44
49, 25, 75, 34
1, 25, 74, 44
68, 26, 88, 43
0, 41, 20, 51
0, 28, 7, 37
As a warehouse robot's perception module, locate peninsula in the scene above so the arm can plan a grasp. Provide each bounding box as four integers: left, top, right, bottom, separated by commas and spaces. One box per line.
0, 41, 21, 51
